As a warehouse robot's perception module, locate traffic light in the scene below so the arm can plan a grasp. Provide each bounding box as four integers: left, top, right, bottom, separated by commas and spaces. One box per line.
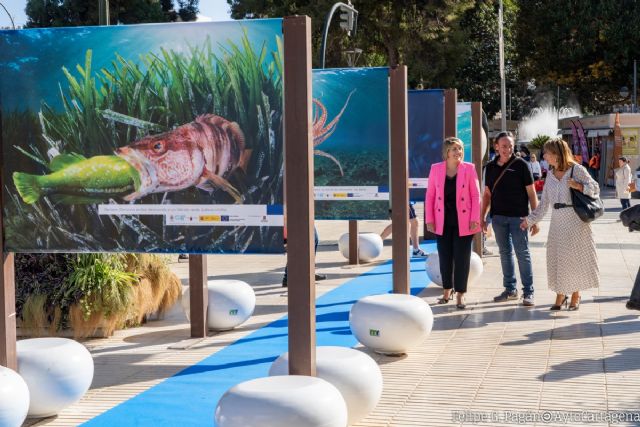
338, 4, 355, 35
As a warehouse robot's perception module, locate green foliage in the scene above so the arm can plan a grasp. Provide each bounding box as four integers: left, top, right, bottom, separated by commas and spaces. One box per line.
528, 134, 550, 150
516, 0, 640, 113
25, 0, 199, 27
67, 254, 137, 320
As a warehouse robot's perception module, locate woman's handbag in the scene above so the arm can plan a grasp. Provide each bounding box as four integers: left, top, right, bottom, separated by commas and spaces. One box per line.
570, 166, 604, 223
628, 181, 637, 193
620, 204, 640, 231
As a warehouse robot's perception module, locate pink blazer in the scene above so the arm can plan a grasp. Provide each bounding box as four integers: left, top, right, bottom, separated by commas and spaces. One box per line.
425, 161, 481, 236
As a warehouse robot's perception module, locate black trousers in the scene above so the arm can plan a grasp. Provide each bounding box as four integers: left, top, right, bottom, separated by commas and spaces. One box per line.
436, 224, 474, 293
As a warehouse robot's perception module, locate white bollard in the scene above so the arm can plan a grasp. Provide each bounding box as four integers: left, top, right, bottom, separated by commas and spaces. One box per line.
338, 233, 384, 263
182, 279, 256, 331
17, 338, 94, 418
349, 294, 433, 355
0, 366, 29, 427
269, 346, 383, 426
215, 376, 347, 427
425, 251, 483, 287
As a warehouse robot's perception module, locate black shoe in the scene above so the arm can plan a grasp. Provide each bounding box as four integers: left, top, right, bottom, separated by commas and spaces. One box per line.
494, 290, 518, 302
626, 300, 640, 310
282, 276, 287, 287
178, 254, 189, 261
315, 273, 327, 281
550, 296, 568, 311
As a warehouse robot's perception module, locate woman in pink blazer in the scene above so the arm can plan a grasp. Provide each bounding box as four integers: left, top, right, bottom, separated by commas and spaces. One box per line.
425, 137, 481, 309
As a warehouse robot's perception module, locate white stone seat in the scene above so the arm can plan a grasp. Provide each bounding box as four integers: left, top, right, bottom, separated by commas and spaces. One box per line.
338, 232, 384, 263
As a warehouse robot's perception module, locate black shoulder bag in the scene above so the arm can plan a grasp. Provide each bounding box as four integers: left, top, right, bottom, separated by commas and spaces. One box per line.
569, 166, 604, 223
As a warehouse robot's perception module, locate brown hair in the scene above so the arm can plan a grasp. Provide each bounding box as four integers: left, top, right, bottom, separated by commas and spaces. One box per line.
442, 137, 463, 160
543, 138, 576, 171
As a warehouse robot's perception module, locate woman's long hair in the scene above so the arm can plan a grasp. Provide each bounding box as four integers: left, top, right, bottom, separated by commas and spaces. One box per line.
543, 138, 576, 171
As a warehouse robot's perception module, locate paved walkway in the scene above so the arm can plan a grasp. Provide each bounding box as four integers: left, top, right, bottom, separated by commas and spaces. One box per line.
23, 189, 640, 427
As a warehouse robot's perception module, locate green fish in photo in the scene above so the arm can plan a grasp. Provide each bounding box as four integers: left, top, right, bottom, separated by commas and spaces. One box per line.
13, 153, 141, 204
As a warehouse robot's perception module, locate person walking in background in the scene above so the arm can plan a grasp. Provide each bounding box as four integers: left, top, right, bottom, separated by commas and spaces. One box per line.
481, 131, 539, 307
615, 156, 632, 210
425, 137, 481, 309
539, 152, 549, 179
380, 202, 427, 257
520, 138, 599, 310
529, 153, 542, 181
588, 149, 601, 182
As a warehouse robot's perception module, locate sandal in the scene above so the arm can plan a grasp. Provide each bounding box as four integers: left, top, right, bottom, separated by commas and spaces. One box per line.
456, 293, 466, 310
436, 290, 454, 304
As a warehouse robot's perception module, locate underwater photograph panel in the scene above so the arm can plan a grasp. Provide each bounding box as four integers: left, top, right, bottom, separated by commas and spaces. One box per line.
312, 67, 390, 220
457, 102, 472, 162
0, 19, 285, 254
408, 89, 444, 202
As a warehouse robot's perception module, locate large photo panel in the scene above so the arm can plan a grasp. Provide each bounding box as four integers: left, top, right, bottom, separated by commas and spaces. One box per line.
312, 67, 389, 220
408, 89, 444, 202
0, 19, 284, 254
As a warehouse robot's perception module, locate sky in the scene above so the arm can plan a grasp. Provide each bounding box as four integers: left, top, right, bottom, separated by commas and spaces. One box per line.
0, 0, 232, 28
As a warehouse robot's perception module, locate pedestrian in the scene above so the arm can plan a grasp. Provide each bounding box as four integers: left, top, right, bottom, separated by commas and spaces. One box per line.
425, 137, 481, 309
539, 152, 549, 179
615, 156, 632, 210
481, 131, 539, 306
520, 138, 599, 310
282, 226, 326, 287
621, 204, 640, 310
588, 150, 601, 182
529, 153, 542, 181
380, 202, 427, 257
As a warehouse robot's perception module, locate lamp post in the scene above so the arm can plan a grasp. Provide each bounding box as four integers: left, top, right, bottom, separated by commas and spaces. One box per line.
498, 0, 506, 131
634, 59, 637, 113
319, 1, 358, 68
98, 0, 109, 26
0, 1, 15, 29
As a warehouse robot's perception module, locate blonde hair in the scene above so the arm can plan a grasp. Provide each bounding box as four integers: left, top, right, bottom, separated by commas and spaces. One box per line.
543, 138, 576, 171
442, 137, 463, 160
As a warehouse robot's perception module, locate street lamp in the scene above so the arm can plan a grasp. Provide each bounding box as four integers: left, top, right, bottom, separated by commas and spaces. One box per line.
319, 1, 358, 69
0, 1, 15, 29
498, 0, 506, 131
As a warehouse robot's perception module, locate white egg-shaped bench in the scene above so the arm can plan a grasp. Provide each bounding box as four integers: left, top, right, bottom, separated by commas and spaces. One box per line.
215, 375, 347, 427
349, 294, 433, 355
0, 366, 29, 427
425, 251, 483, 287
338, 233, 383, 263
182, 279, 256, 331
269, 346, 382, 426
17, 338, 93, 418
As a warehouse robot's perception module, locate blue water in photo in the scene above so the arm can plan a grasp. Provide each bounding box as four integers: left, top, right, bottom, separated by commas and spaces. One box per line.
457, 102, 472, 162
0, 19, 282, 112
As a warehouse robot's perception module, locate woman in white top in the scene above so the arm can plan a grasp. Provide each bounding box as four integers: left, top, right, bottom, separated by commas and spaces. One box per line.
529, 153, 542, 180
615, 156, 632, 210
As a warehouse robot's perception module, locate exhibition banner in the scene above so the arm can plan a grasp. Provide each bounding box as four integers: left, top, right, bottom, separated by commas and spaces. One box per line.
0, 19, 285, 253
312, 67, 390, 220
457, 102, 472, 162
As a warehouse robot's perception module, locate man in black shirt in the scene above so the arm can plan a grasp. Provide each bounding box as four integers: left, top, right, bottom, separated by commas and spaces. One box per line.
481, 132, 539, 306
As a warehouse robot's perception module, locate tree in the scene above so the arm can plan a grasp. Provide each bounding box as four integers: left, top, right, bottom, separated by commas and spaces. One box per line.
515, 0, 640, 114
227, 0, 475, 88
25, 0, 200, 27
455, 0, 525, 118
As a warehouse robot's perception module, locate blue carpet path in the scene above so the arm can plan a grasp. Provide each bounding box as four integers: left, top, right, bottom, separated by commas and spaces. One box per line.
83, 243, 436, 427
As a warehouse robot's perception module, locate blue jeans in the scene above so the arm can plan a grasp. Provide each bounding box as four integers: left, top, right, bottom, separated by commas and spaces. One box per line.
492, 215, 534, 295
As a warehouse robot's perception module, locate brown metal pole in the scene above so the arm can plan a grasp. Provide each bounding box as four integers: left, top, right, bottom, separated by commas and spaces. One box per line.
390, 66, 409, 294
444, 89, 458, 137
0, 253, 16, 370
189, 255, 208, 338
471, 102, 483, 257
348, 220, 359, 264
283, 15, 316, 376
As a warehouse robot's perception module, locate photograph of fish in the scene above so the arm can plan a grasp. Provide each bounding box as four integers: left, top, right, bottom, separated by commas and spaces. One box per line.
408, 89, 445, 202
0, 19, 284, 254
312, 68, 390, 220
457, 102, 473, 162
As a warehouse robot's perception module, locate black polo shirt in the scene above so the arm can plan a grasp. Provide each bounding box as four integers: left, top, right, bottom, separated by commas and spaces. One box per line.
485, 155, 533, 217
